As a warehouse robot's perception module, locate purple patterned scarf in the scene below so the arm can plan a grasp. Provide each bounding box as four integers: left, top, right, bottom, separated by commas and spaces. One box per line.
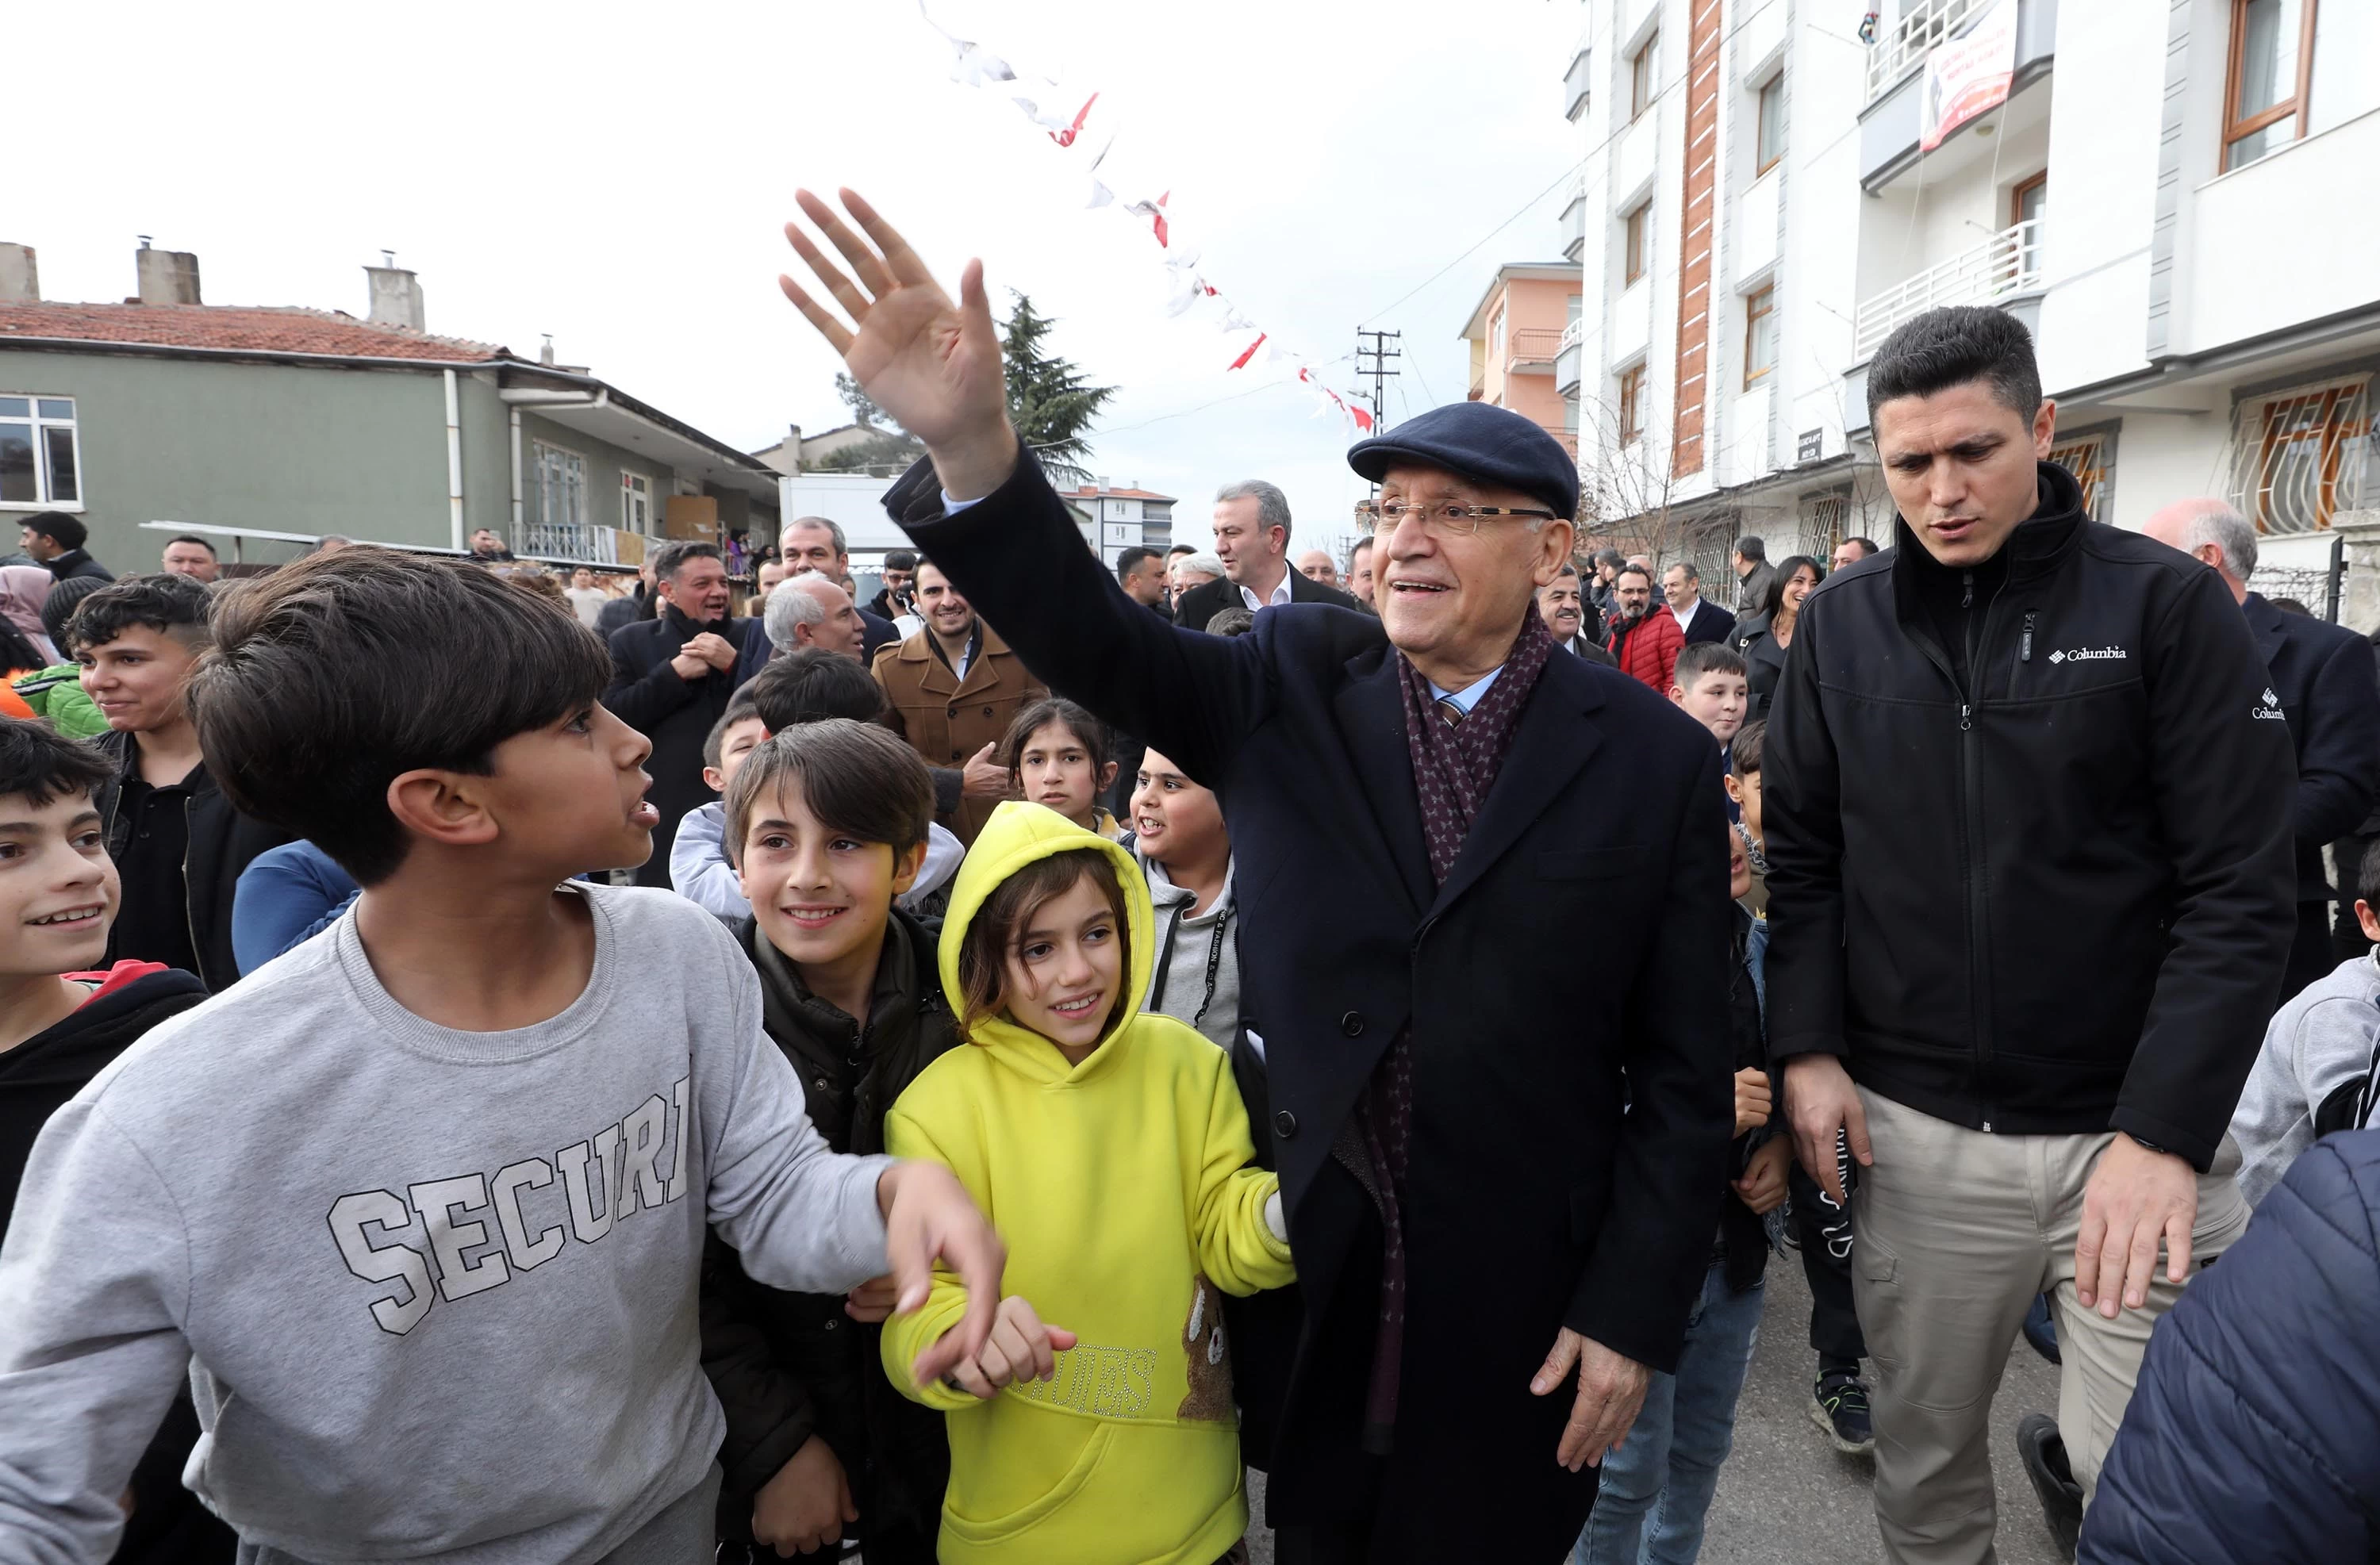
1351, 601, 1559, 1450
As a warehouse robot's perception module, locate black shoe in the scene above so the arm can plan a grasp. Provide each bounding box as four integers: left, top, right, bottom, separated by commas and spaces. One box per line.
1810, 1368, 1875, 1456
2017, 1413, 2082, 1561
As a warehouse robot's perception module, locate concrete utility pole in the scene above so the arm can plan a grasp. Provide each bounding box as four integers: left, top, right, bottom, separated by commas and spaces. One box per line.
1355, 328, 1401, 432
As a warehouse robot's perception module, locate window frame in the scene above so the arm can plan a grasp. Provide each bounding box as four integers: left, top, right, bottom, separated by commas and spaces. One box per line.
2009, 170, 2048, 228
1755, 74, 1786, 176
531, 439, 588, 531
1624, 203, 1649, 286
1742, 286, 1778, 388
1618, 364, 1646, 445
620, 470, 651, 533
2222, 0, 2320, 172
0, 393, 83, 512
1630, 33, 1658, 121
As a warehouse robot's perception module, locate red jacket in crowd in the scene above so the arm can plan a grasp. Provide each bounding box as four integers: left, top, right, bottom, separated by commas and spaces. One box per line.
1610, 608, 1683, 693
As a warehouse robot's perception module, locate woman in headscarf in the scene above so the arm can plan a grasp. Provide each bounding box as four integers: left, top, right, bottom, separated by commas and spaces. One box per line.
0, 567, 56, 666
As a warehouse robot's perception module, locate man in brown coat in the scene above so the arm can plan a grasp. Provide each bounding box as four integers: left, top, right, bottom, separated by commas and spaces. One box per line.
872, 558, 1045, 845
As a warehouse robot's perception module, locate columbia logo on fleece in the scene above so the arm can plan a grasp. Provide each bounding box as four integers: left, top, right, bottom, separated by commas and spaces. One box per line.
2256, 688, 2288, 721
2046, 646, 2128, 665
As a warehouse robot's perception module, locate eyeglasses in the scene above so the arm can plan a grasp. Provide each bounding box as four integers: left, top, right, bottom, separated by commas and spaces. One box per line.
1351, 500, 1559, 537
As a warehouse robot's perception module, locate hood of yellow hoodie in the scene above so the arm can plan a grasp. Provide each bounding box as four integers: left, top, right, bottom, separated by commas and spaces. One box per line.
939, 800, 1154, 1088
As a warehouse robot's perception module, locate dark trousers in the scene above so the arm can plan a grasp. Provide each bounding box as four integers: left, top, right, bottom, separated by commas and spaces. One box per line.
2282, 900, 2339, 1007
1789, 1162, 1865, 1366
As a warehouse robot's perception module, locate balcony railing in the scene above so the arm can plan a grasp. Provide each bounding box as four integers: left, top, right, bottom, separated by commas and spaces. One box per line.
521, 520, 647, 566
1866, 0, 1994, 105
1854, 218, 2042, 359
1564, 41, 1592, 122
1509, 328, 1567, 370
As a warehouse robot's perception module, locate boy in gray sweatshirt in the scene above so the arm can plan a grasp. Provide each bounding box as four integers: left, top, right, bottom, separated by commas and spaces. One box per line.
2231, 841, 2380, 1207
0, 550, 1006, 1565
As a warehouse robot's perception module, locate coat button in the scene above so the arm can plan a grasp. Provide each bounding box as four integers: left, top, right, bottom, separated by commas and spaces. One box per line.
1273, 1109, 1298, 1139
1340, 1011, 1365, 1037
950, 750, 962, 761
947, 704, 958, 719
983, 705, 995, 717
823, 1317, 838, 1331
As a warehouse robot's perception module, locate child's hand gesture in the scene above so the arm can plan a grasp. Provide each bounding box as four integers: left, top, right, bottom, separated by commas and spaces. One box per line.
1733, 1137, 1793, 1215
943, 1295, 1079, 1400
877, 1160, 1007, 1386
1732, 1068, 1774, 1137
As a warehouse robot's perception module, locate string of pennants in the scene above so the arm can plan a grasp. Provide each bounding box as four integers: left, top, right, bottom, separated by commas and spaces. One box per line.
918, 2, 1376, 434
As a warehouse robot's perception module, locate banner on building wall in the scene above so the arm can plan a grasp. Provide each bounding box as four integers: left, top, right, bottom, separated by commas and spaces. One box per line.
1918, 0, 2019, 152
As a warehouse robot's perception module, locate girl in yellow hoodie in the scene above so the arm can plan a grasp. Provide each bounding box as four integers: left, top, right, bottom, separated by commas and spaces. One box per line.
881, 800, 1293, 1565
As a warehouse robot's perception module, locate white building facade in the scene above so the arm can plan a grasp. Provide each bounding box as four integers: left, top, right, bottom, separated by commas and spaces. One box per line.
1563, 0, 2380, 602
1057, 481, 1176, 568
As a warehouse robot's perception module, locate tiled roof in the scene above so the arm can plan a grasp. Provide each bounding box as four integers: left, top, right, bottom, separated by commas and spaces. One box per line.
1059, 484, 1177, 502
0, 302, 511, 362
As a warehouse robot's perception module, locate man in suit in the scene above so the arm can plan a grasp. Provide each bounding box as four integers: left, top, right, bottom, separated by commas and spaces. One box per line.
1663, 561, 1737, 647
1541, 562, 1614, 666
2144, 498, 2380, 1003
779, 515, 900, 660
776, 189, 1730, 1563
871, 558, 1046, 846
1174, 479, 1365, 628
600, 539, 766, 887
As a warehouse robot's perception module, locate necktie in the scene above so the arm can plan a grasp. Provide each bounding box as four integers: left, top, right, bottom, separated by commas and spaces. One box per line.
1433, 695, 1464, 729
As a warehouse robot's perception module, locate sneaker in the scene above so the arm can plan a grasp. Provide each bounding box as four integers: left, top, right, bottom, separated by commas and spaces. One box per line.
2017, 1413, 2082, 1561
1810, 1368, 1875, 1456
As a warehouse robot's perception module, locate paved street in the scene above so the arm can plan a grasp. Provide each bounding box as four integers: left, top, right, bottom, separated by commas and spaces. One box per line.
1246, 1251, 2069, 1564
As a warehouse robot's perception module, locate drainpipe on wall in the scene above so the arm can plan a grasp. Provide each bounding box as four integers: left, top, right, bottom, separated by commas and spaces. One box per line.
443, 369, 465, 554
509, 407, 524, 538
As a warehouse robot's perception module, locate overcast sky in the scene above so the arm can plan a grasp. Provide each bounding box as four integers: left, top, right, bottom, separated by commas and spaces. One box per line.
13, 0, 1580, 554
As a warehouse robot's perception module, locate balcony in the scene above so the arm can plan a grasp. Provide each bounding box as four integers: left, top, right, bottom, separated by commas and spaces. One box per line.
1508, 328, 1566, 374
521, 521, 650, 566
1561, 179, 1587, 262
1853, 219, 2043, 359
1564, 40, 1592, 123
1859, 0, 2057, 191
1554, 318, 1585, 396
1864, 0, 1995, 105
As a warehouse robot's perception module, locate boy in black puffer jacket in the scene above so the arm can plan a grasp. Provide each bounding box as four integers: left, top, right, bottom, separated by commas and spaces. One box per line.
697, 719, 958, 1563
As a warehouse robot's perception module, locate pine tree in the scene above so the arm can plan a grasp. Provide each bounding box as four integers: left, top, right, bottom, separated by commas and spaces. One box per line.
1000, 292, 1116, 484
835, 371, 902, 432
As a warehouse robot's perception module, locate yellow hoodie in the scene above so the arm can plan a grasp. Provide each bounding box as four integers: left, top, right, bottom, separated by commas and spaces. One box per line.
882, 801, 1294, 1565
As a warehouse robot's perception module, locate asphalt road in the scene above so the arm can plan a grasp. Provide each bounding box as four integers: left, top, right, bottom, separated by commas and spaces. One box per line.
1244, 1252, 2070, 1565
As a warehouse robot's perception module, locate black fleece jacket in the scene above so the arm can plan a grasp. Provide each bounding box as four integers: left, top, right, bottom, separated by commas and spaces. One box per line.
1764, 462, 2297, 1168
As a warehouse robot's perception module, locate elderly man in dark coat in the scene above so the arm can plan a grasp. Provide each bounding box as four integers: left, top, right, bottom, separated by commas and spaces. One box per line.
775, 190, 1731, 1563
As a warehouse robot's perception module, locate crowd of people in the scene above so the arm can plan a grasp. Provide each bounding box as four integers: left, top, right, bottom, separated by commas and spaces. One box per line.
1, 186, 2378, 1565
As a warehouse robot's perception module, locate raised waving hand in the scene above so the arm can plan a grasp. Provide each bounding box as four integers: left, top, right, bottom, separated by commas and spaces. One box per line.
779, 188, 1019, 499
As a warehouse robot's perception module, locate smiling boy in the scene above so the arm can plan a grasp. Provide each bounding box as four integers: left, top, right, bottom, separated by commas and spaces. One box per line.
72, 574, 286, 990
0, 548, 1004, 1565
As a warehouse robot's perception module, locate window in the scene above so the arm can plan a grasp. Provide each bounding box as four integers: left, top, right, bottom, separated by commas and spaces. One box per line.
1624, 204, 1649, 286
0, 396, 79, 508
621, 471, 651, 532
532, 442, 586, 529
1630, 33, 1658, 121
2225, 0, 2309, 169
1743, 287, 1777, 386
2048, 432, 2111, 521
2010, 171, 2048, 276
2230, 376, 2372, 534
1755, 75, 1786, 175
1618, 365, 1645, 444
1490, 307, 1505, 359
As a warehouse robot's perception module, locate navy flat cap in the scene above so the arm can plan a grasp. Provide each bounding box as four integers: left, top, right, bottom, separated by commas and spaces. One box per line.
1347, 402, 1580, 522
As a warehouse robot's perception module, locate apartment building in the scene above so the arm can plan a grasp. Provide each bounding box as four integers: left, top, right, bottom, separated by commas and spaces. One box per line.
1560, 0, 2380, 600
1461, 263, 1584, 456
1056, 479, 1177, 568
1560, 0, 1878, 575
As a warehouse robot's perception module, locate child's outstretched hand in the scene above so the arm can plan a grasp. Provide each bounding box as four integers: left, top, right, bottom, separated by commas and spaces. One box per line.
877, 1161, 1006, 1386
943, 1295, 1079, 1400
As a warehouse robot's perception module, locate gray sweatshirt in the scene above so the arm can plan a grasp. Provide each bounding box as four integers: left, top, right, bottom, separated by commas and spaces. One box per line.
0, 884, 893, 1565
1142, 856, 1239, 1052
2230, 949, 2380, 1206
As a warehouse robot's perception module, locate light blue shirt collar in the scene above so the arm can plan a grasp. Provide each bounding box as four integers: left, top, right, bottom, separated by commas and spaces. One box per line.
1426, 666, 1503, 714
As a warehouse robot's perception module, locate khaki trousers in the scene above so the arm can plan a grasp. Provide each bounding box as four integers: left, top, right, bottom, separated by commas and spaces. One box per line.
1848, 1087, 2248, 1565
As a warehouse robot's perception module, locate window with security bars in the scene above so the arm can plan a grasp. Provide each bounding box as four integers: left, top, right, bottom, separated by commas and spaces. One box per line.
2230, 378, 2372, 535
1802, 494, 1848, 560
2048, 434, 2111, 522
